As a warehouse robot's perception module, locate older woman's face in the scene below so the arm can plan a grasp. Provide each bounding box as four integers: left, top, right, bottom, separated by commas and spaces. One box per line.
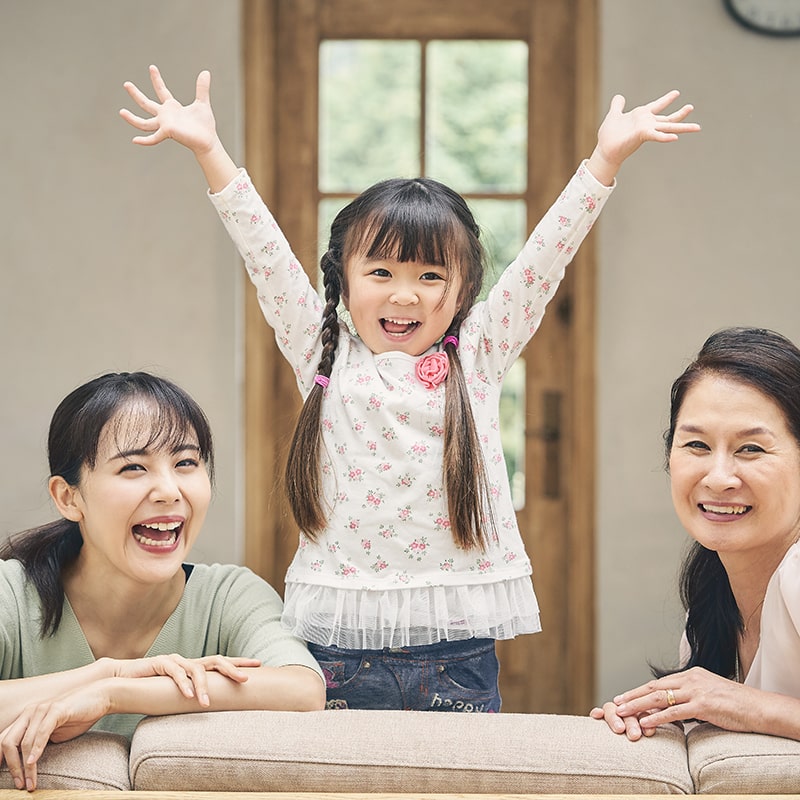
669, 374, 800, 562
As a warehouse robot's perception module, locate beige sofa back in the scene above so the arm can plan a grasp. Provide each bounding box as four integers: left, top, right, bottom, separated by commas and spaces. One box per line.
4, 710, 800, 794
130, 710, 693, 794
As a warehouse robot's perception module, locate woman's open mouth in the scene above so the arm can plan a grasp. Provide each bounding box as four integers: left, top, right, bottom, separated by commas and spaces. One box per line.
132, 520, 183, 549
699, 503, 751, 517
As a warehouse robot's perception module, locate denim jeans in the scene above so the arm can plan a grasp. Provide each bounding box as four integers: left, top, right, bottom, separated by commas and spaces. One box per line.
307, 637, 501, 712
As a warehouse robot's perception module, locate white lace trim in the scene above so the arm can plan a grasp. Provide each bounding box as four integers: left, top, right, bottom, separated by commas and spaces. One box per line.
282, 576, 541, 649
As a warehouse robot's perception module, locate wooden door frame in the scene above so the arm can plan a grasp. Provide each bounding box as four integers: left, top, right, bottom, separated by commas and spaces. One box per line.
241, 0, 598, 713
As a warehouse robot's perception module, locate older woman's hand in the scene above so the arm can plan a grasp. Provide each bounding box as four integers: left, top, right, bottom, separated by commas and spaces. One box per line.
592, 666, 763, 740
590, 699, 659, 741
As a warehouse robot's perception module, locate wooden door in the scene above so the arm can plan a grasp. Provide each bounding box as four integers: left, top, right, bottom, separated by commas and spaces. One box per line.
242, 0, 598, 714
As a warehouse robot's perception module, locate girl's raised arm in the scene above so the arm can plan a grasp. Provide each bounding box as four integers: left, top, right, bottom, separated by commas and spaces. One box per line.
120, 65, 238, 193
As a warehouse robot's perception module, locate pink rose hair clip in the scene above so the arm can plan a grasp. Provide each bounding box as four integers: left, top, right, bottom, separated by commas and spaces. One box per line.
415, 335, 458, 389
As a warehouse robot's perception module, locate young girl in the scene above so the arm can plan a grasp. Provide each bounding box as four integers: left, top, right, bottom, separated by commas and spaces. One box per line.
121, 65, 699, 712
0, 372, 324, 791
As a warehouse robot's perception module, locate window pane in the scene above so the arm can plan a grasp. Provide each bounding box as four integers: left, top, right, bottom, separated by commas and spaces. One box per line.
317, 197, 348, 290
427, 41, 527, 192
319, 41, 421, 192
501, 358, 526, 510
469, 198, 528, 509
318, 198, 355, 336
468, 199, 527, 298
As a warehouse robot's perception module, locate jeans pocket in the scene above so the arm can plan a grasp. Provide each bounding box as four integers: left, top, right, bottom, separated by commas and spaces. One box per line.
308, 645, 368, 688
430, 645, 500, 712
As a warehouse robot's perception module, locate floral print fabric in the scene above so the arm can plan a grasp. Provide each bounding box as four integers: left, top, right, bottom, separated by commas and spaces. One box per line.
209, 162, 613, 647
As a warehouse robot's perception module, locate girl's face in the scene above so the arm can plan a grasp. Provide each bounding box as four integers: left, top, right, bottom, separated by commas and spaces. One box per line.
343, 254, 462, 356
669, 374, 800, 564
53, 407, 212, 588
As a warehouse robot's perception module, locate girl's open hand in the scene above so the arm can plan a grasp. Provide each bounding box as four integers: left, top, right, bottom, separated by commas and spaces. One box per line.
120, 64, 219, 156
111, 654, 261, 708
586, 90, 700, 185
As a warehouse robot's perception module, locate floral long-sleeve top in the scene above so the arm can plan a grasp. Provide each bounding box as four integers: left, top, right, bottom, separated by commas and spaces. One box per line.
209, 162, 613, 649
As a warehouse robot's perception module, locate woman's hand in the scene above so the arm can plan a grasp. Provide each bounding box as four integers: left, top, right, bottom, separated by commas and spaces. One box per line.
586, 90, 700, 186
590, 666, 759, 741
110, 654, 262, 707
0, 655, 261, 791
590, 698, 658, 741
0, 682, 114, 792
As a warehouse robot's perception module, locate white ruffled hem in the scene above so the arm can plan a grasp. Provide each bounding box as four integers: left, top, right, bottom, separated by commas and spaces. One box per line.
281, 576, 541, 649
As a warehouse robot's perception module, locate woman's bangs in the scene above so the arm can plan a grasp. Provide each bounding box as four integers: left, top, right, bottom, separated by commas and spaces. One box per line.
105, 400, 202, 460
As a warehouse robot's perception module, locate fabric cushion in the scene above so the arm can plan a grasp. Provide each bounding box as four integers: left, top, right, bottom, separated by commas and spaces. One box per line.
687, 722, 800, 794
130, 709, 693, 794
0, 730, 131, 791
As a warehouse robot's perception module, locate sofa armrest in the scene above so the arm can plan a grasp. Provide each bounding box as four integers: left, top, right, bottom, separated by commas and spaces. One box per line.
687, 722, 800, 794
0, 730, 131, 791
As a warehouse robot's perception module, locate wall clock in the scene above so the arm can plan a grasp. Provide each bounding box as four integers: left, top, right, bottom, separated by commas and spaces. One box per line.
723, 0, 800, 35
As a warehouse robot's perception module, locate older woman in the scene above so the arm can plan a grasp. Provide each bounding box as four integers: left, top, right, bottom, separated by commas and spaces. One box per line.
592, 326, 800, 741
0, 372, 324, 791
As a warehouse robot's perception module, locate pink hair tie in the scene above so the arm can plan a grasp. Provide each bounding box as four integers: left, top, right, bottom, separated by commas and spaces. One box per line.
443, 335, 459, 349
314, 374, 330, 388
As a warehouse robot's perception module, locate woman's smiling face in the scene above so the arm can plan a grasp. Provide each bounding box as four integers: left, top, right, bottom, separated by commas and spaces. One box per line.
58, 404, 212, 587
669, 374, 800, 562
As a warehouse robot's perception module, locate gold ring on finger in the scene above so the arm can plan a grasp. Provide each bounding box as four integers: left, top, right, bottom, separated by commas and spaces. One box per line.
666, 688, 677, 707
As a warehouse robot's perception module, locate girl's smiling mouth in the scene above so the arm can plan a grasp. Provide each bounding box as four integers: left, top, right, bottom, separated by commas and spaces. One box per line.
381, 318, 420, 337
381, 317, 420, 335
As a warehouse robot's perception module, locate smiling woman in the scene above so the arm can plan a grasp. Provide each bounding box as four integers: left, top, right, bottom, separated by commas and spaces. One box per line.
591, 327, 800, 743
0, 372, 324, 792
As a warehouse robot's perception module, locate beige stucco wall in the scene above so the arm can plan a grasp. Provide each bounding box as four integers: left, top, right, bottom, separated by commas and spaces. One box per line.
0, 0, 243, 566
1, 0, 798, 705
597, 0, 800, 700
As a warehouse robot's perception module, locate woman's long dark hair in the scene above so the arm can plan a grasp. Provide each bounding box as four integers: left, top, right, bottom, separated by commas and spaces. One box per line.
285, 177, 495, 550
0, 372, 214, 636
656, 327, 800, 678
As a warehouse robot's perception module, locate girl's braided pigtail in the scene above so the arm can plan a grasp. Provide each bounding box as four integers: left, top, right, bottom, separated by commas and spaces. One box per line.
285, 250, 342, 537
442, 328, 496, 550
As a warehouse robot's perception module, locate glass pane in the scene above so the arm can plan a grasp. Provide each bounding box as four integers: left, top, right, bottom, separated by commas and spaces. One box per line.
468, 199, 527, 299
427, 41, 527, 192
319, 41, 421, 192
500, 358, 526, 510
317, 197, 349, 290
469, 199, 528, 509
318, 198, 355, 334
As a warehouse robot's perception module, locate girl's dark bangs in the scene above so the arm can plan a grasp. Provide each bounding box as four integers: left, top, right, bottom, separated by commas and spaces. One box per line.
359, 203, 461, 266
